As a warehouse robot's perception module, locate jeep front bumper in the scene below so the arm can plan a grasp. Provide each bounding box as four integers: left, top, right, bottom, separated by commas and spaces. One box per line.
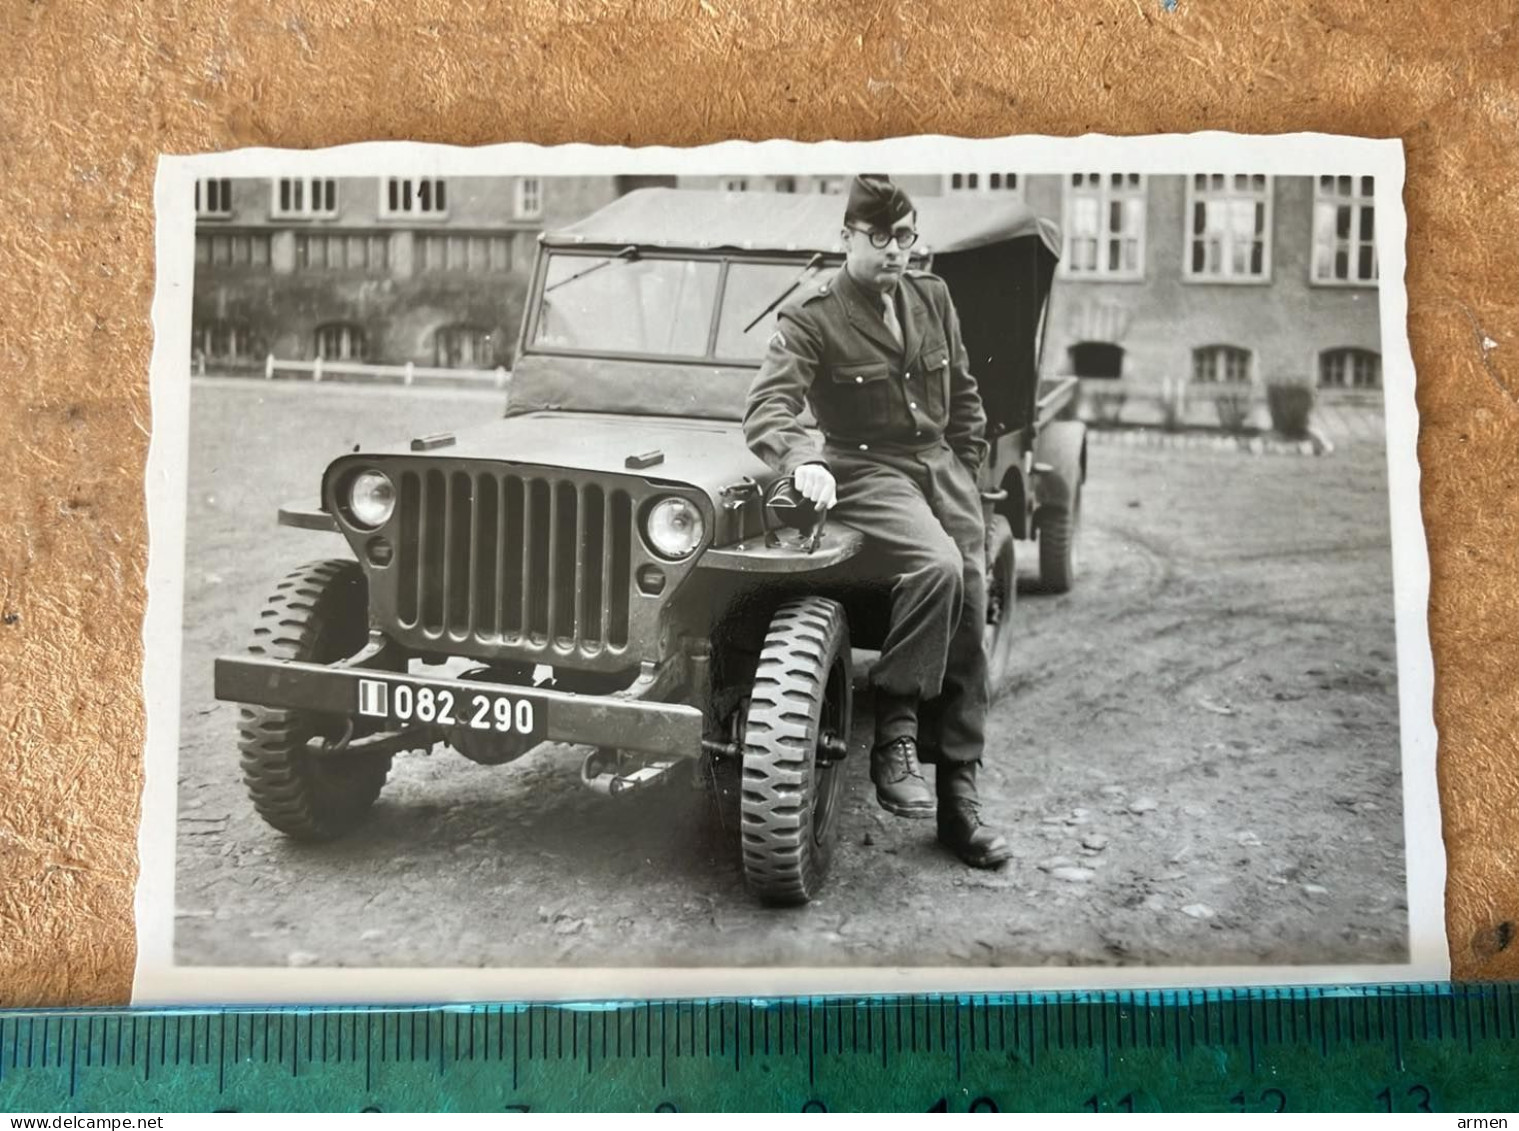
214, 656, 705, 758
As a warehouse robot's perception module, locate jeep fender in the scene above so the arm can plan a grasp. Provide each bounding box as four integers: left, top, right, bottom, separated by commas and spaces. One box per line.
992, 464, 1031, 539
1032, 420, 1087, 512
698, 524, 866, 574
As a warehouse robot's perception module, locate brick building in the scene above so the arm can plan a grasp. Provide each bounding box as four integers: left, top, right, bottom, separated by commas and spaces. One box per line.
195, 170, 1384, 424
190, 175, 673, 372
680, 171, 1386, 422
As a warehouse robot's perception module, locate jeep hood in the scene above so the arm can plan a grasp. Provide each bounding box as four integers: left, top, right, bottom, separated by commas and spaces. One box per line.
377, 411, 780, 504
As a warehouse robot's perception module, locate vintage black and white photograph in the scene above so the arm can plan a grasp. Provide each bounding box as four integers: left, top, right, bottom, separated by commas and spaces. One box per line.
135, 135, 1445, 1002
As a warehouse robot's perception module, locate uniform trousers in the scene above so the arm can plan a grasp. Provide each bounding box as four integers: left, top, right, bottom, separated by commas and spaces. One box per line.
825, 439, 989, 766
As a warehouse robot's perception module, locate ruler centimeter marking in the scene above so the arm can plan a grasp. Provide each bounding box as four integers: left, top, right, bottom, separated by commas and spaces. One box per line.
1, 986, 1516, 1113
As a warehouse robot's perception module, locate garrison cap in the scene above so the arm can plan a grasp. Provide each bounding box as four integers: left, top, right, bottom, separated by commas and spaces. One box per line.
843, 174, 914, 230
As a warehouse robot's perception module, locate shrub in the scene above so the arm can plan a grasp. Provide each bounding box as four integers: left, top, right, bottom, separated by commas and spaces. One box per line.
1213, 385, 1254, 433
1266, 381, 1316, 439
1159, 375, 1188, 431
1086, 388, 1127, 426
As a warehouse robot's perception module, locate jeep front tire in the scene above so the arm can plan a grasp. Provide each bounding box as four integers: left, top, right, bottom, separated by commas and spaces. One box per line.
237, 558, 391, 841
738, 597, 852, 906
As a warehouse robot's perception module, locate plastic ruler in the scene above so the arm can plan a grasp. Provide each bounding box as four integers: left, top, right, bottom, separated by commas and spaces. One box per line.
1, 984, 1516, 1112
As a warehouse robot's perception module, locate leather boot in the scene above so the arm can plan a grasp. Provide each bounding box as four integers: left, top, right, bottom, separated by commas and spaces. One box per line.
870, 737, 936, 819
936, 762, 1012, 868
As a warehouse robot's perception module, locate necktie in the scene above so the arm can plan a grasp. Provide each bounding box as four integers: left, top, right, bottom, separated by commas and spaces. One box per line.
881, 292, 903, 347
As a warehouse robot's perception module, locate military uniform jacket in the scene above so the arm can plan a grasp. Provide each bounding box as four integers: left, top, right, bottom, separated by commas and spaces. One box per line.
743, 264, 990, 477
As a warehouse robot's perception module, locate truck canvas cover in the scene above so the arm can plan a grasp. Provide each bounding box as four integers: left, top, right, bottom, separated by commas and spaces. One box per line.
543, 187, 1061, 259
513, 188, 1060, 435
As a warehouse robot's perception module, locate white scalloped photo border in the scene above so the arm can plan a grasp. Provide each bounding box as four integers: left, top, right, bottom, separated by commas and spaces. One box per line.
135, 132, 1444, 1004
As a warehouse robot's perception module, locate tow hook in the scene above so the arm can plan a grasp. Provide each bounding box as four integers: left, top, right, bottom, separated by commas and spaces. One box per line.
320, 717, 356, 757
579, 748, 681, 797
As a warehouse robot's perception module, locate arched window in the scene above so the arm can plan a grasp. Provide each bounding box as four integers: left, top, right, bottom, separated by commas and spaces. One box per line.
1192, 344, 1252, 384
434, 325, 495, 368
314, 323, 367, 361
1319, 347, 1381, 389
191, 321, 256, 359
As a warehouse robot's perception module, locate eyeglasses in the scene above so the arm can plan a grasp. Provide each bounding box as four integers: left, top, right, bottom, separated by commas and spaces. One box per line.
846, 224, 919, 250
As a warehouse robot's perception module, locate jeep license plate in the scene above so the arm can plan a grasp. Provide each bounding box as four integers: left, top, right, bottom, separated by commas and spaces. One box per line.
356, 678, 544, 739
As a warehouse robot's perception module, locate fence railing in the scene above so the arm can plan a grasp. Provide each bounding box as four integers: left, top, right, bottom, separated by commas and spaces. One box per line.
193, 354, 511, 389
1070, 373, 1384, 440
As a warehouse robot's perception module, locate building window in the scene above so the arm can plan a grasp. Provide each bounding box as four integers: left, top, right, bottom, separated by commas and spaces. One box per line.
1192, 344, 1253, 384
294, 233, 389, 271
314, 323, 367, 361
516, 177, 542, 219
721, 177, 749, 192
947, 172, 1020, 193
816, 177, 846, 195
434, 325, 496, 368
191, 321, 256, 360
1063, 173, 1146, 279
195, 178, 232, 218
380, 177, 447, 218
418, 233, 512, 273
1313, 176, 1377, 284
1319, 347, 1381, 390
773, 176, 797, 193
1068, 341, 1125, 380
194, 232, 271, 268
271, 177, 338, 219
1185, 173, 1271, 282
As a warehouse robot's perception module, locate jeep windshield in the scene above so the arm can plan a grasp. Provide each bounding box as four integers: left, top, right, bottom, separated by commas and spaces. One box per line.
530, 252, 827, 365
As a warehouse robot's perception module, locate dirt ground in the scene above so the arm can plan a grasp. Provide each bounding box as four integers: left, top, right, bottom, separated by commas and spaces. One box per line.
171, 380, 1408, 970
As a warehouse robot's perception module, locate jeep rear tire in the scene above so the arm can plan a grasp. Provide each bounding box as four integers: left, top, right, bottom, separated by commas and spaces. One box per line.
739, 597, 852, 906
238, 559, 391, 841
982, 515, 1016, 697
1034, 492, 1081, 594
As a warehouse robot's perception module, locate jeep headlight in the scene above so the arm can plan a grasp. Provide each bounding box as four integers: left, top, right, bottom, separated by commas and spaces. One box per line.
347, 469, 396, 529
644, 496, 705, 560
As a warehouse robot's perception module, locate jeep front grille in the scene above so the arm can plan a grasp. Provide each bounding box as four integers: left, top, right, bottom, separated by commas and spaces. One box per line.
394, 469, 633, 656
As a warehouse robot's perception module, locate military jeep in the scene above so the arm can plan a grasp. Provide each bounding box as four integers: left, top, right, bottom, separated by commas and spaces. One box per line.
215, 188, 1085, 905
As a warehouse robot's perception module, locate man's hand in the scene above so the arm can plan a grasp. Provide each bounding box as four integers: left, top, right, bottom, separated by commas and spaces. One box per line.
793, 462, 837, 511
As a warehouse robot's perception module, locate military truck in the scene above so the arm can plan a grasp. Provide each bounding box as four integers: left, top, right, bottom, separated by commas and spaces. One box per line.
215, 188, 1085, 905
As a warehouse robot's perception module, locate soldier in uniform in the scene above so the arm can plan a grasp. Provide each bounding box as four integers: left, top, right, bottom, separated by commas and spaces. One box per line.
743, 174, 1011, 869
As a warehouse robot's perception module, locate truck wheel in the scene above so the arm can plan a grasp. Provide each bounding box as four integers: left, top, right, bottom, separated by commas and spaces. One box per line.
739, 597, 852, 906
982, 515, 1016, 697
237, 559, 391, 841
1035, 493, 1081, 594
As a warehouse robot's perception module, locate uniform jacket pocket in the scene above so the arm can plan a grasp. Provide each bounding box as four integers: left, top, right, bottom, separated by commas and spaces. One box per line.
918, 341, 950, 419
827, 361, 894, 430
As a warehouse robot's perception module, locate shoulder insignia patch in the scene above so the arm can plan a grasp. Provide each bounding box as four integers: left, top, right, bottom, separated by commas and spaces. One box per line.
768, 329, 787, 350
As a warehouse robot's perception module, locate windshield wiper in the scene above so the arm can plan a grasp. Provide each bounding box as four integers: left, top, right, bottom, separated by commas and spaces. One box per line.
545, 245, 639, 294
743, 253, 825, 334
